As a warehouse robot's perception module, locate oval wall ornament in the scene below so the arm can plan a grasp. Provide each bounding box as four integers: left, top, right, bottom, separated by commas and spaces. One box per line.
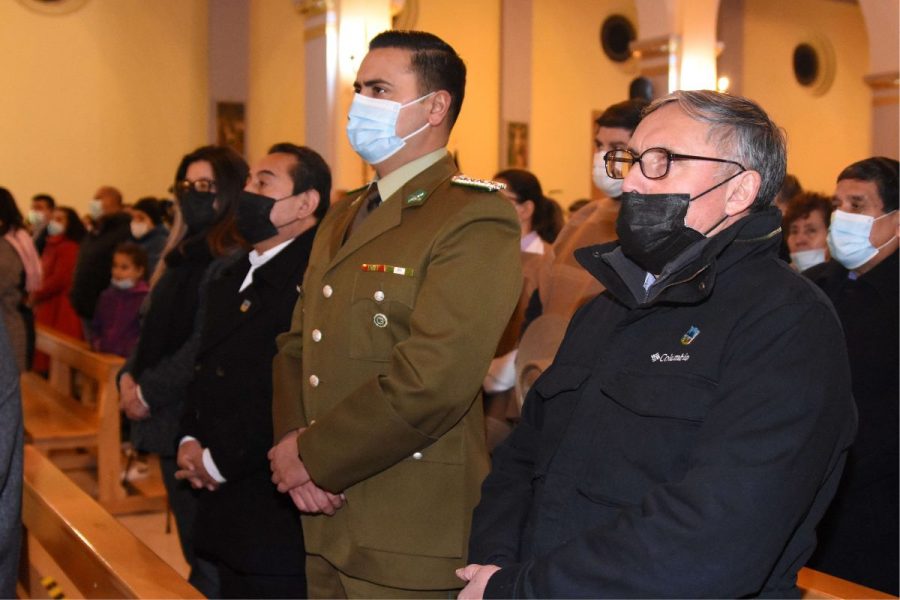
17, 0, 90, 15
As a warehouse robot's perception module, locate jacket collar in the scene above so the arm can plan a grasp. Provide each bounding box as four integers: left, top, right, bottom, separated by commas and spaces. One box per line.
326, 153, 457, 270
576, 207, 783, 309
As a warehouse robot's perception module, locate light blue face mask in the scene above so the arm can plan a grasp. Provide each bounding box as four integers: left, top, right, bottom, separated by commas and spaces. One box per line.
346, 91, 435, 165
790, 248, 826, 272
827, 209, 897, 270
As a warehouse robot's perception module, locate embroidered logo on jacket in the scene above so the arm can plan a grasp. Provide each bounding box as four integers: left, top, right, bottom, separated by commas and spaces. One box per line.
680, 325, 700, 345
651, 352, 690, 362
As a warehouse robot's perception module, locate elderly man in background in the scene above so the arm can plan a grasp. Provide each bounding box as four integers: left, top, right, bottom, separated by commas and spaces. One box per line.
461, 91, 856, 598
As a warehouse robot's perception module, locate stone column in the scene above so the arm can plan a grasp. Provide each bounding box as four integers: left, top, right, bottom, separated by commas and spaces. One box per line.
859, 0, 899, 158
302, 0, 391, 191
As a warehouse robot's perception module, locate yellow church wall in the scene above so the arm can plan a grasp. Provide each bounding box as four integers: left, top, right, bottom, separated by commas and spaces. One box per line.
530, 0, 639, 207
0, 0, 209, 212
245, 0, 307, 165
414, 0, 502, 180
739, 0, 870, 195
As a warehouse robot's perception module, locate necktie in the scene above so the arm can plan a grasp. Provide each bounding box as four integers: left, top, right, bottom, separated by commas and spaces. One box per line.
347, 184, 381, 239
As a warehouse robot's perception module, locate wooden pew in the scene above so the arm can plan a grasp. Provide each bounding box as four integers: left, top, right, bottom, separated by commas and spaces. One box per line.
798, 567, 896, 599
21, 324, 164, 514
19, 444, 202, 599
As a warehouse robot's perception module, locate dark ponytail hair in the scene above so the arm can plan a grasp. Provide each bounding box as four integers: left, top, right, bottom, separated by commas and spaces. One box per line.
494, 169, 563, 244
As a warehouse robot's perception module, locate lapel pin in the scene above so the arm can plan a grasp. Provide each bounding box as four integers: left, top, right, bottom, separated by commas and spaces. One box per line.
240, 299, 252, 313
405, 189, 427, 205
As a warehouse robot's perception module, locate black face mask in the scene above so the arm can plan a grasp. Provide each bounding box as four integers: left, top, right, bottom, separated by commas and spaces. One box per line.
615, 171, 743, 274
179, 190, 217, 232
236, 190, 297, 244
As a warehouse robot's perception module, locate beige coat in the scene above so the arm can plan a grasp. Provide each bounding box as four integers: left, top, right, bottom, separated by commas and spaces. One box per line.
272, 154, 522, 590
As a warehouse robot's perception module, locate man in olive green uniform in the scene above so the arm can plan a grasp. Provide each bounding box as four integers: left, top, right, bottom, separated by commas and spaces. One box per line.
269, 30, 522, 598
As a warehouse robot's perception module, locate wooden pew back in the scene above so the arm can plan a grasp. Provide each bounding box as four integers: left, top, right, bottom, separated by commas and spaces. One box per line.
23, 324, 163, 514
20, 445, 203, 599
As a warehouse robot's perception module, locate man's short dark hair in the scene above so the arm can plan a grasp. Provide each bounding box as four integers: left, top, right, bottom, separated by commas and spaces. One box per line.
783, 192, 833, 231
32, 194, 55, 209
369, 30, 467, 130
595, 99, 650, 133
268, 143, 332, 221
837, 157, 899, 212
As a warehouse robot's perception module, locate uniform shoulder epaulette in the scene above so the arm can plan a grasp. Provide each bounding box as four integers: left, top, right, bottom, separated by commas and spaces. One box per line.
451, 175, 506, 192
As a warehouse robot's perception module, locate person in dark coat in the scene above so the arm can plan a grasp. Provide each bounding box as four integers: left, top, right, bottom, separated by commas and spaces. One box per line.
68, 185, 131, 337
118, 146, 248, 597
175, 143, 330, 599
460, 91, 857, 599
806, 157, 899, 595
0, 317, 23, 599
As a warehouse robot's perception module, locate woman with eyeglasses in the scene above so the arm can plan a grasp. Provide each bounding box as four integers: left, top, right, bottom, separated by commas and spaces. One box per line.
118, 145, 248, 597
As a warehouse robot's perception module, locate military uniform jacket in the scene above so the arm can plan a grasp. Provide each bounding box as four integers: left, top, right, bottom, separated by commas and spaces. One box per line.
470, 208, 858, 598
272, 154, 523, 590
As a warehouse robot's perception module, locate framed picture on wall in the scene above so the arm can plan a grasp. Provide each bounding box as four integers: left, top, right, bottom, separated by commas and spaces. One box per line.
216, 102, 245, 156
506, 122, 529, 169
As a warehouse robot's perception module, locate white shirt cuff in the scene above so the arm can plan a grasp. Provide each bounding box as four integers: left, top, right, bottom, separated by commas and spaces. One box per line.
202, 448, 227, 483
135, 385, 149, 409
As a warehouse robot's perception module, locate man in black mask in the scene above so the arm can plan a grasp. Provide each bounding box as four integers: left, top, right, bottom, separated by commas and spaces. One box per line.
174, 142, 329, 599
461, 91, 857, 599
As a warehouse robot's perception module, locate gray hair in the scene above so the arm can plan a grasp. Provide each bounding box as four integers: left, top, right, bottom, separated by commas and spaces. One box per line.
645, 90, 787, 210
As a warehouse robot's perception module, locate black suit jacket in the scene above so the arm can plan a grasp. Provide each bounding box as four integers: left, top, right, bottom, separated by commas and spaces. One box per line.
180, 228, 315, 576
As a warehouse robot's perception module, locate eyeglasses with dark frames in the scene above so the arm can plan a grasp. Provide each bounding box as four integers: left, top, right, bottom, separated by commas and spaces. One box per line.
604, 147, 745, 180
174, 178, 217, 195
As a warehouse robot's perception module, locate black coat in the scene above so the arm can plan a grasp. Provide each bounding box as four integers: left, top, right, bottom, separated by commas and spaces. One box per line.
180, 229, 315, 576
470, 208, 857, 598
805, 252, 899, 595
69, 212, 131, 319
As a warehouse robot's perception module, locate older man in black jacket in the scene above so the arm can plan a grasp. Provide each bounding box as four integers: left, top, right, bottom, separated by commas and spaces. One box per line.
175, 143, 330, 599
460, 91, 856, 599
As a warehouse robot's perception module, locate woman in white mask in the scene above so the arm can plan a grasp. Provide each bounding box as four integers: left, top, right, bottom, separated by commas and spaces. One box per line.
128, 197, 168, 277
783, 192, 832, 272
483, 169, 561, 449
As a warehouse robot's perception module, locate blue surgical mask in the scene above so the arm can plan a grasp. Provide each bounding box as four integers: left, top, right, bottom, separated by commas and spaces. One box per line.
111, 277, 136, 290
46, 221, 65, 236
88, 199, 103, 220
827, 209, 897, 270
790, 248, 826, 272
346, 92, 435, 165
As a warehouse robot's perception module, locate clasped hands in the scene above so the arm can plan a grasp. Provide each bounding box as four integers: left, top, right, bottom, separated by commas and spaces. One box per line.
175, 439, 220, 491
268, 428, 344, 515
118, 373, 150, 421
456, 564, 501, 600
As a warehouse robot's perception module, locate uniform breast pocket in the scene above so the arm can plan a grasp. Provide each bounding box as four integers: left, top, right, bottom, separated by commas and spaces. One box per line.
349, 273, 417, 362
577, 371, 717, 507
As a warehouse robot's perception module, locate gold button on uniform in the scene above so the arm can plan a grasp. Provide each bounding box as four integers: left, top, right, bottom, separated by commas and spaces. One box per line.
309, 374, 320, 387
373, 313, 388, 328
312, 329, 322, 342
322, 285, 333, 298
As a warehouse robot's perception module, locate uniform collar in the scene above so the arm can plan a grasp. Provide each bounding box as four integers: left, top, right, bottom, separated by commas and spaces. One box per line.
375, 148, 448, 203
